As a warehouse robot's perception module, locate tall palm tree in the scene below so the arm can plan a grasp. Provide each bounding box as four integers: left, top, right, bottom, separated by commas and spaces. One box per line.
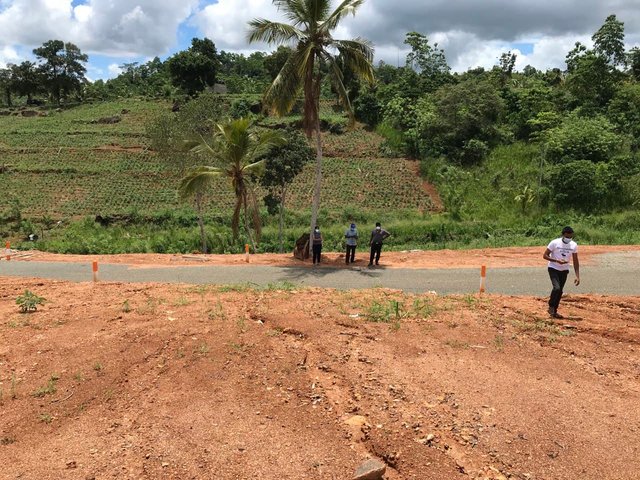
179, 117, 285, 252
248, 0, 374, 254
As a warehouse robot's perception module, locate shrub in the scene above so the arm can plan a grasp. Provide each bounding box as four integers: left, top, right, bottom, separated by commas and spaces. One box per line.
16, 290, 46, 313
544, 115, 621, 163
547, 160, 602, 210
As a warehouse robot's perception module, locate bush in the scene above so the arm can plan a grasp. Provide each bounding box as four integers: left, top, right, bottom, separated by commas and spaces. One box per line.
547, 160, 602, 210
544, 115, 621, 163
230, 97, 254, 119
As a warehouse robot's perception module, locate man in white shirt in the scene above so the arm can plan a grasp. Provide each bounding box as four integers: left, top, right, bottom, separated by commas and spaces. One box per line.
542, 226, 580, 318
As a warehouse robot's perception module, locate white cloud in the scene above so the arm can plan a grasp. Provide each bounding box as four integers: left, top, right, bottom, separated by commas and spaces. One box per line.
0, 45, 19, 67
107, 63, 122, 77
194, 0, 288, 51
0, 0, 639, 74
0, 0, 199, 57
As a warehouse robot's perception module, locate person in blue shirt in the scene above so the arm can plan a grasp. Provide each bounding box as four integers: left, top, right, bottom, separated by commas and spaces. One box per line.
344, 223, 358, 264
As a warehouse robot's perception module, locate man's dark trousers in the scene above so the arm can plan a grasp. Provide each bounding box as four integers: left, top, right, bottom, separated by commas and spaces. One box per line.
548, 267, 569, 312
346, 245, 356, 263
369, 243, 382, 264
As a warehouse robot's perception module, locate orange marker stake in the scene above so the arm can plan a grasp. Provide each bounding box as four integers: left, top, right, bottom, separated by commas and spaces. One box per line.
92, 261, 99, 282
245, 244, 250, 263
479, 265, 487, 294
5, 241, 10, 261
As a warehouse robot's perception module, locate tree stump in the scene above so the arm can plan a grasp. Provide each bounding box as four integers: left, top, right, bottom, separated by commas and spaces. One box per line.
293, 233, 310, 260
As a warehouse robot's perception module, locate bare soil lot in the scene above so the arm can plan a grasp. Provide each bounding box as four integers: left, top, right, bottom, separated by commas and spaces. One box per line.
1, 270, 640, 479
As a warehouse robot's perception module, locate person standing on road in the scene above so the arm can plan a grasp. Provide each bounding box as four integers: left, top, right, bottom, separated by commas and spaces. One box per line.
543, 226, 580, 318
345, 222, 358, 264
312, 226, 323, 266
369, 222, 390, 267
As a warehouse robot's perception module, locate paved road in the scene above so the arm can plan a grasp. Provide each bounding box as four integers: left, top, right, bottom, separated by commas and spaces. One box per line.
1, 252, 639, 295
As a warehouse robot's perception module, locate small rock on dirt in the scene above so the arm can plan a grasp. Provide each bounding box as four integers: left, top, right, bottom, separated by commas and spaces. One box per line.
345, 415, 368, 427
353, 458, 386, 480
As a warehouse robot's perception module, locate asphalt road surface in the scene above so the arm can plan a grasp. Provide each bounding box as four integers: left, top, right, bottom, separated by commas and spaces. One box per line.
1, 252, 639, 295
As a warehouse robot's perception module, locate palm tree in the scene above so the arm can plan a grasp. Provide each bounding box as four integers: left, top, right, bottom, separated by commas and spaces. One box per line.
179, 117, 285, 252
248, 0, 374, 254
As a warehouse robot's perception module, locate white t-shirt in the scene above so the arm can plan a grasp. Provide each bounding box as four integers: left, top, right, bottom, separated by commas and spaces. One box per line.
547, 237, 578, 271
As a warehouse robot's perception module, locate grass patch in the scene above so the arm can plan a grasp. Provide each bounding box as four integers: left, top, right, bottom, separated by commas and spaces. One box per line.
32, 375, 59, 398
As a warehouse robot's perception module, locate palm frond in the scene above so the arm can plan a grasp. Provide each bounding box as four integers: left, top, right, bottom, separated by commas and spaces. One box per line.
273, 0, 309, 26
322, 0, 366, 32
333, 38, 375, 83
179, 166, 222, 199
307, 0, 332, 26
243, 158, 267, 177
263, 46, 310, 116
322, 52, 354, 124
247, 19, 303, 45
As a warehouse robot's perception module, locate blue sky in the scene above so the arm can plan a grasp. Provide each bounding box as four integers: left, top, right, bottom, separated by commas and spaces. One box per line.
1, 0, 638, 79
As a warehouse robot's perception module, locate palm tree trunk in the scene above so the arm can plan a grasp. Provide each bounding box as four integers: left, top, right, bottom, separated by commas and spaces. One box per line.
195, 192, 207, 254
279, 184, 287, 254
309, 72, 323, 257
309, 117, 323, 256
243, 194, 257, 253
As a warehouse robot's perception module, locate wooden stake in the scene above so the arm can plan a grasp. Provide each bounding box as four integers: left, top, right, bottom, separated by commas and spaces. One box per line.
479, 265, 487, 294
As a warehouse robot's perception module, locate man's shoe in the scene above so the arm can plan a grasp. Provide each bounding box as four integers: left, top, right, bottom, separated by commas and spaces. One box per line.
548, 306, 556, 316
368, 263, 373, 267
551, 312, 564, 319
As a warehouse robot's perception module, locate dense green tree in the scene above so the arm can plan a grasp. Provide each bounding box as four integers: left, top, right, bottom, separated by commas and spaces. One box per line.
166, 38, 220, 96
498, 51, 517, 85
33, 40, 88, 105
11, 61, 41, 103
565, 16, 627, 111
263, 46, 293, 81
179, 118, 285, 251
260, 129, 314, 252
413, 80, 505, 163
592, 14, 626, 68
543, 115, 621, 163
404, 32, 452, 92
0, 67, 13, 106
628, 47, 640, 81
607, 83, 640, 150
248, 0, 374, 252
503, 80, 556, 140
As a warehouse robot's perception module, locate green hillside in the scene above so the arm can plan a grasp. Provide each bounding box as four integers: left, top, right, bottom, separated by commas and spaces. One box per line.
0, 99, 431, 218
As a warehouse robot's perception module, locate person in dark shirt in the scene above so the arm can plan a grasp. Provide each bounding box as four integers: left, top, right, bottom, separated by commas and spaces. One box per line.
368, 222, 390, 267
312, 226, 323, 265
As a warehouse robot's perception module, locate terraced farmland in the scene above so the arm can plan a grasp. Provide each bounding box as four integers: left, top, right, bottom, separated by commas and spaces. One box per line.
0, 99, 432, 219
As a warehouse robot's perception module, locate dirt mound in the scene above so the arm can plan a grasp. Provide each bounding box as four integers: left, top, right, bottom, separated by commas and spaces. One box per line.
1, 278, 639, 479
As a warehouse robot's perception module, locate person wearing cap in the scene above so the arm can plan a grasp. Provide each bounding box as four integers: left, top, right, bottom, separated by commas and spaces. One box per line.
311, 226, 323, 265
368, 222, 390, 267
344, 222, 359, 264
543, 226, 580, 318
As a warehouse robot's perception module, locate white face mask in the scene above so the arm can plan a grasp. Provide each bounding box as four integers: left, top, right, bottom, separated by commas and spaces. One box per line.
376, 227, 381, 231
314, 229, 319, 233
562, 237, 572, 244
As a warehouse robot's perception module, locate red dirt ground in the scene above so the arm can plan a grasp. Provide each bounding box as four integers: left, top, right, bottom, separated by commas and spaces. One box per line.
1, 249, 640, 479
